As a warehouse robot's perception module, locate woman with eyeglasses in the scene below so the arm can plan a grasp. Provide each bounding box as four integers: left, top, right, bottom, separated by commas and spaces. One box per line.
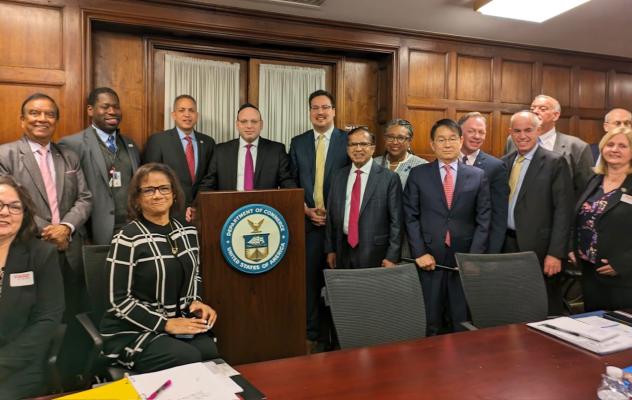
100, 163, 219, 372
0, 176, 64, 398
374, 119, 428, 188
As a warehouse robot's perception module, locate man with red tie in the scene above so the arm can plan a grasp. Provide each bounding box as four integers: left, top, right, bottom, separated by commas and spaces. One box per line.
403, 119, 491, 336
197, 103, 295, 191
325, 127, 402, 269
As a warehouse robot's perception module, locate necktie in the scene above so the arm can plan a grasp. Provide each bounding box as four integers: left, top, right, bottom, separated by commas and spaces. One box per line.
509, 155, 525, 200
313, 133, 325, 209
184, 135, 196, 182
443, 165, 454, 246
462, 155, 468, 165
347, 170, 362, 248
244, 144, 254, 191
36, 149, 60, 224
106, 134, 117, 154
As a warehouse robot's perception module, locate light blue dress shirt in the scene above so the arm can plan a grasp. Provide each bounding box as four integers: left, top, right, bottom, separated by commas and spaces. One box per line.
507, 144, 539, 230
177, 128, 198, 175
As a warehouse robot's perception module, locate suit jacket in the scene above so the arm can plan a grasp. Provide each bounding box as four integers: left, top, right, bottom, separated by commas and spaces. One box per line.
198, 137, 295, 191
572, 174, 632, 286
325, 162, 403, 268
505, 131, 594, 199
142, 128, 215, 205
289, 128, 350, 212
472, 151, 509, 253
590, 143, 600, 163
0, 137, 92, 271
403, 161, 491, 265
502, 146, 573, 263
58, 127, 140, 245
0, 239, 64, 384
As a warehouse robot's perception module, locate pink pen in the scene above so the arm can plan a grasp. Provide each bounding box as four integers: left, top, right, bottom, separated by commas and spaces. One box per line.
147, 379, 172, 400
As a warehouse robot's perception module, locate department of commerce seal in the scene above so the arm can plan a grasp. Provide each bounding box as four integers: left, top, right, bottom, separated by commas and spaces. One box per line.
220, 203, 289, 274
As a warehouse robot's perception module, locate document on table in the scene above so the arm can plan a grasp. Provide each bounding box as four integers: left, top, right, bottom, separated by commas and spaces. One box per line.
528, 316, 632, 355
128, 362, 241, 400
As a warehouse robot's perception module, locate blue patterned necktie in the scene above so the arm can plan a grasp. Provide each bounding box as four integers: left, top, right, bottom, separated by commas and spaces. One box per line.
106, 134, 117, 153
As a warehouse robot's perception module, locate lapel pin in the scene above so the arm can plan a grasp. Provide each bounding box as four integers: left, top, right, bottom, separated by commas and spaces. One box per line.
128, 144, 134, 147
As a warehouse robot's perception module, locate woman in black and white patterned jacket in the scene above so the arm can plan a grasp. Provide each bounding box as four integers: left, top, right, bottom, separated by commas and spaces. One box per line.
100, 163, 219, 372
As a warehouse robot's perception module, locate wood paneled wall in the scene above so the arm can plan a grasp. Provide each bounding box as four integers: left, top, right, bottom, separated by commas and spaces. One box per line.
1, 0, 632, 160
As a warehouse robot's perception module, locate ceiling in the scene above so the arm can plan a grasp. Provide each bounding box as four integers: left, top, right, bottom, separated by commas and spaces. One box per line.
187, 0, 630, 58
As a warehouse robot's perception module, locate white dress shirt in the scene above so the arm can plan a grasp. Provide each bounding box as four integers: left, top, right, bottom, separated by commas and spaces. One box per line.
236, 136, 259, 191
343, 158, 373, 234
538, 128, 557, 152
460, 149, 480, 166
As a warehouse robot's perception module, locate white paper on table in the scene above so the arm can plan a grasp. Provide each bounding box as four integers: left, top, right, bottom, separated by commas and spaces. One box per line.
204, 361, 240, 377
128, 362, 239, 400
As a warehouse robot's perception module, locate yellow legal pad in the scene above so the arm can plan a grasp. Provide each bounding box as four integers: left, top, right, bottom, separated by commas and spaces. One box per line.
56, 377, 141, 400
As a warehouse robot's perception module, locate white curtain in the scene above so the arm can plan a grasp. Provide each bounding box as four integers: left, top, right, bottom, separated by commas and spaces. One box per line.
258, 64, 326, 149
164, 54, 240, 143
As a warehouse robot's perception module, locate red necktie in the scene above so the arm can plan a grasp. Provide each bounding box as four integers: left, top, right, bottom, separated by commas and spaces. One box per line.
184, 135, 195, 182
244, 144, 254, 191
443, 164, 454, 246
347, 170, 362, 248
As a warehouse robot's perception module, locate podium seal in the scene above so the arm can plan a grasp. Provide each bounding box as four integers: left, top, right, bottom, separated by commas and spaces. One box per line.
220, 203, 289, 274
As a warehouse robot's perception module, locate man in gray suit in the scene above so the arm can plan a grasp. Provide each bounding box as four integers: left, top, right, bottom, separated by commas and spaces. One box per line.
505, 94, 593, 199
59, 87, 140, 245
325, 127, 402, 269
0, 93, 92, 313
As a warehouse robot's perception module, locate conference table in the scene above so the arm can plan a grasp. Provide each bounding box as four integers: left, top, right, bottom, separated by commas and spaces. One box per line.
237, 323, 632, 399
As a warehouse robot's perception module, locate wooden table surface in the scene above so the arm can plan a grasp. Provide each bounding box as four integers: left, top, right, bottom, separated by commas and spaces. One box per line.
237, 324, 632, 399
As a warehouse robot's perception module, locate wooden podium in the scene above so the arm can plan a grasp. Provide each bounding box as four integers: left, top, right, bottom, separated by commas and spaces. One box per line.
195, 189, 306, 365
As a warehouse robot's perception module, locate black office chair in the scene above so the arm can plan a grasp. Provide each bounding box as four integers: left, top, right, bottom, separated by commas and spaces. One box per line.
45, 323, 67, 394
323, 263, 426, 349
75, 245, 128, 386
455, 252, 548, 329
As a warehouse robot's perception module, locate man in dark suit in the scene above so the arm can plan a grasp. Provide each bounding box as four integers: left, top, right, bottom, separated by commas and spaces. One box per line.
59, 87, 140, 245
289, 90, 350, 351
502, 111, 573, 315
143, 95, 215, 206
325, 127, 402, 269
591, 108, 632, 162
404, 119, 491, 336
197, 103, 295, 191
505, 95, 593, 199
458, 112, 509, 253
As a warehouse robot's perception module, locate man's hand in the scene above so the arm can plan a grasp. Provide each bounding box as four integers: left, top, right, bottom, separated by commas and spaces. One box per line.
543, 255, 562, 277
185, 207, 196, 223
567, 252, 576, 265
305, 205, 326, 226
416, 254, 436, 271
326, 252, 336, 269
382, 259, 396, 268
596, 258, 617, 276
41, 224, 71, 251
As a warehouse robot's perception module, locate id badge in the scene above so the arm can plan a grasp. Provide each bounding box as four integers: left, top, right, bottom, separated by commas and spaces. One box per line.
109, 170, 122, 188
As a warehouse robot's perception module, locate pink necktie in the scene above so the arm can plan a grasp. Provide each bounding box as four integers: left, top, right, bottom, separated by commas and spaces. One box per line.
347, 170, 362, 248
443, 164, 454, 247
184, 136, 195, 182
244, 144, 254, 191
37, 148, 60, 224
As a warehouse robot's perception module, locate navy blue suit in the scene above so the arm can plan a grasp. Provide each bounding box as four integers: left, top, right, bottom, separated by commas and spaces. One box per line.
289, 128, 349, 343
472, 151, 509, 253
404, 161, 491, 335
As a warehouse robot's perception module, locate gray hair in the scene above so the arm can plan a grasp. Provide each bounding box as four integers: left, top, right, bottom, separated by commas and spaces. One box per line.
510, 110, 541, 129
533, 94, 561, 113
604, 108, 632, 123
384, 119, 414, 138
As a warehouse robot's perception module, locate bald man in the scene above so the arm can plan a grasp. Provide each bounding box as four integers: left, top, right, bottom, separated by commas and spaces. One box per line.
591, 108, 632, 161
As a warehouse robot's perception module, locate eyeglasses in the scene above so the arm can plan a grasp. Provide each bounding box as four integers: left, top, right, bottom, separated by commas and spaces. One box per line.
347, 142, 374, 149
139, 185, 172, 197
310, 105, 333, 111
27, 109, 57, 119
384, 135, 410, 143
607, 120, 632, 128
434, 137, 460, 146
0, 201, 24, 215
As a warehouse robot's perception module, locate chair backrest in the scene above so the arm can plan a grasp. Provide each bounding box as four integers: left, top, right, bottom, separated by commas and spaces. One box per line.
82, 245, 111, 322
455, 251, 548, 328
323, 264, 426, 349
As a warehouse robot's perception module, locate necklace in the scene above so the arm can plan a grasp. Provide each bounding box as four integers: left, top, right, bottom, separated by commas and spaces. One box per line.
166, 220, 178, 255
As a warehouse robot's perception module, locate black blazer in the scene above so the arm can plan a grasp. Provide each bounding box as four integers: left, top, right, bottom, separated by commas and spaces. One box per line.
502, 147, 574, 263
572, 174, 632, 286
473, 151, 509, 253
0, 239, 64, 387
142, 128, 216, 205
198, 137, 296, 191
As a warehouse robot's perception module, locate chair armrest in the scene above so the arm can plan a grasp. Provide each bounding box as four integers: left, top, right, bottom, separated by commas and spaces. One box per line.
461, 321, 479, 331
76, 312, 103, 349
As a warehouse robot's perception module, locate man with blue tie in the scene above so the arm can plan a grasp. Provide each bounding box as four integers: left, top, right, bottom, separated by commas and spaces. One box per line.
458, 112, 509, 253
289, 90, 349, 352
404, 119, 491, 336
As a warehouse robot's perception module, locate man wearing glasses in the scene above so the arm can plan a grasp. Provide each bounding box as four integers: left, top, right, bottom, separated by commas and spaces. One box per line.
289, 90, 349, 353
592, 108, 632, 162
403, 119, 490, 336
325, 127, 402, 270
